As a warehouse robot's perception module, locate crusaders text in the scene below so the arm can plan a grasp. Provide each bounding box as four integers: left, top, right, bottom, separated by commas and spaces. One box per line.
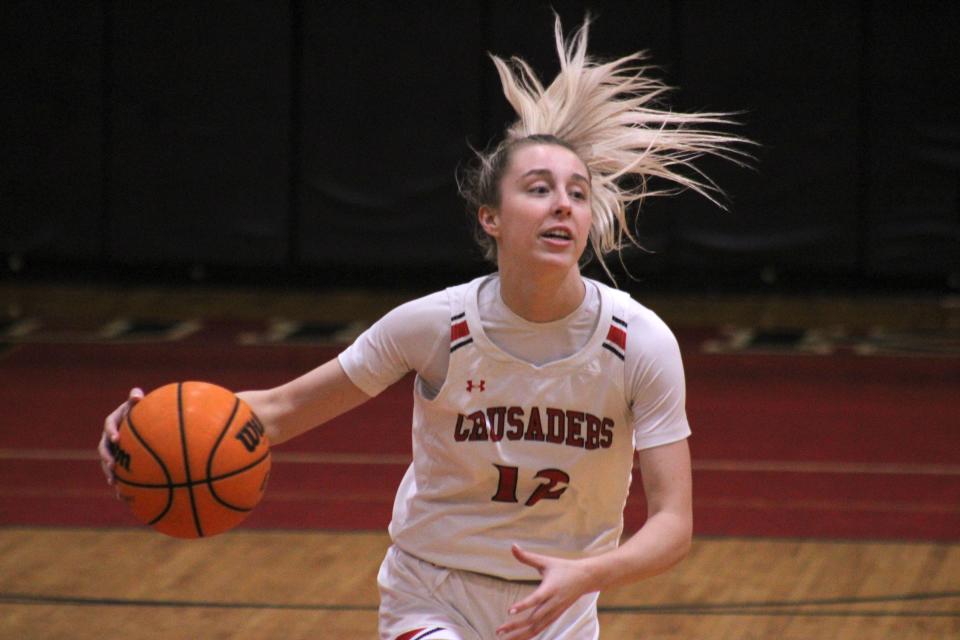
454, 406, 614, 450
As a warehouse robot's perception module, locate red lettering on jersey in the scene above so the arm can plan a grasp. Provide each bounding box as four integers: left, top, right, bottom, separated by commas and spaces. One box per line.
454, 406, 614, 450
467, 410, 488, 441
506, 406, 525, 440
545, 408, 565, 444
453, 413, 470, 442
599, 417, 614, 448
584, 413, 602, 449
524, 407, 545, 441
565, 410, 585, 448
486, 406, 506, 441
525, 468, 570, 506
491, 464, 519, 503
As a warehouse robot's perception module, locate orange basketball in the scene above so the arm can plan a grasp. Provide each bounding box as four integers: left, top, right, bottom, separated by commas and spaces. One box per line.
112, 381, 271, 538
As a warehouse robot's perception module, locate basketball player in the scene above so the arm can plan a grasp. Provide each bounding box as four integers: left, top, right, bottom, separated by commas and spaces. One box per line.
100, 17, 747, 639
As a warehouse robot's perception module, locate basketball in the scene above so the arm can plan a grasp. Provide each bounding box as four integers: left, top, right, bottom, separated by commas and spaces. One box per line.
112, 381, 271, 538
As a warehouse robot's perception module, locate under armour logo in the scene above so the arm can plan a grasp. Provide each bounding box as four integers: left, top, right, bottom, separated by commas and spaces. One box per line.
466, 379, 486, 392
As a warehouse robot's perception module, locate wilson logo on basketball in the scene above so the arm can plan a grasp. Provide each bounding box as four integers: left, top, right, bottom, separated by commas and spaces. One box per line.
235, 415, 267, 452
109, 441, 132, 472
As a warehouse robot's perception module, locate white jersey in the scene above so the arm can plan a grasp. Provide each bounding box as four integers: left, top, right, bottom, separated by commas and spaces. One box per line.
339, 275, 691, 581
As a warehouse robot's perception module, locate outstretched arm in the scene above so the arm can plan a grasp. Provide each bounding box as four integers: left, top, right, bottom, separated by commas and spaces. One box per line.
237, 357, 372, 446
99, 358, 371, 484
496, 439, 692, 640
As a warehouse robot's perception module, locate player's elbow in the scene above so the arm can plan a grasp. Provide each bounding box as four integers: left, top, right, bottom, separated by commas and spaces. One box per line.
662, 511, 694, 569
674, 526, 693, 563
678, 510, 694, 554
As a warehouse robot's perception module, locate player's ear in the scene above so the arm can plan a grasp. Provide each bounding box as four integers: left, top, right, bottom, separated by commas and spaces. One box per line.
478, 205, 500, 238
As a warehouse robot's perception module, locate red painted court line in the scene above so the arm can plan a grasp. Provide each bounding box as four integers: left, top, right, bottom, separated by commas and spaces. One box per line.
7, 486, 954, 514
4, 448, 960, 477
692, 459, 960, 476
0, 487, 398, 503
688, 496, 960, 515
4, 454, 958, 537
0, 449, 416, 466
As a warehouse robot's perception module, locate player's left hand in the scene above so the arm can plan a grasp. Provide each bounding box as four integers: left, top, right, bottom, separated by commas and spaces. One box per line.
495, 544, 597, 640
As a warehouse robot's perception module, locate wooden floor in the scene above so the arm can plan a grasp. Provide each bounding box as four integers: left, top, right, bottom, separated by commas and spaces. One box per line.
1, 527, 957, 639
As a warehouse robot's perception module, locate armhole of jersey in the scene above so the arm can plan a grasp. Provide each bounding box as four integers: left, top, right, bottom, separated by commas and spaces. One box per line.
450, 309, 472, 353
607, 290, 632, 411
417, 285, 469, 401
447, 284, 472, 354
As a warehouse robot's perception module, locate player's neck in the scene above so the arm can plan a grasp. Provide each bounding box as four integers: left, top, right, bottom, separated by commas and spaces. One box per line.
497, 266, 586, 323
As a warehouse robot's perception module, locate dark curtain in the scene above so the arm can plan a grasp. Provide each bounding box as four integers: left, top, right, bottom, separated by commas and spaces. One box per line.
2, 2, 103, 260
296, 2, 483, 272
2, 2, 957, 286
106, 3, 291, 267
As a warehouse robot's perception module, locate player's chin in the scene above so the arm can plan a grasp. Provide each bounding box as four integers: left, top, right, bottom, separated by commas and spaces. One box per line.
533, 250, 583, 274
534, 241, 581, 260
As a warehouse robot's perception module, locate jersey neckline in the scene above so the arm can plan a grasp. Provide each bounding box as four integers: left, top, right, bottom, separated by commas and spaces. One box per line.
463, 274, 614, 371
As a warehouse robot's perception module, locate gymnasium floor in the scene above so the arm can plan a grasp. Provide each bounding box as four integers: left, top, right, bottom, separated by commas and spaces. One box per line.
1, 280, 958, 638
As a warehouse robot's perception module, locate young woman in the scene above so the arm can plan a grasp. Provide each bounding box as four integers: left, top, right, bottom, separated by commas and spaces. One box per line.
100, 17, 746, 640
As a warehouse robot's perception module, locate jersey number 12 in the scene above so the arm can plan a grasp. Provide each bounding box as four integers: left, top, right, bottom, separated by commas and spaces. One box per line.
492, 464, 570, 506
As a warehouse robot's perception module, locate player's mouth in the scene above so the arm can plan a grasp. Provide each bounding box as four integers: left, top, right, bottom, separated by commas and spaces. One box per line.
539, 227, 574, 244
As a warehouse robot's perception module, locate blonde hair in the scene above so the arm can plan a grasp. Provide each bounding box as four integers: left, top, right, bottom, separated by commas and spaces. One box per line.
460, 15, 751, 277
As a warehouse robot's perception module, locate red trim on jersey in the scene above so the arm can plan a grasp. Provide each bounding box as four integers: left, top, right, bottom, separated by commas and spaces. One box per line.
451, 320, 470, 342
395, 629, 445, 640
606, 325, 627, 350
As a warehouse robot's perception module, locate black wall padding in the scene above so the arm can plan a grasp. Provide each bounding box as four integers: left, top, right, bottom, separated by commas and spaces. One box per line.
3, 2, 959, 286
671, 2, 863, 274
106, 3, 291, 267
864, 5, 960, 277
2, 2, 103, 260
296, 3, 483, 270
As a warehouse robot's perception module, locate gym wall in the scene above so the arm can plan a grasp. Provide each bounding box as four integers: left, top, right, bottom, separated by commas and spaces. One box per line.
3, 1, 958, 289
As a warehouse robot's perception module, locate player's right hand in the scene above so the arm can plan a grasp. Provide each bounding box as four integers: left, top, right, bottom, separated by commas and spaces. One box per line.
98, 388, 144, 486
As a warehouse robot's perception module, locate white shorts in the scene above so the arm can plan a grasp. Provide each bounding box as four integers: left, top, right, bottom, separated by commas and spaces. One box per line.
377, 546, 600, 640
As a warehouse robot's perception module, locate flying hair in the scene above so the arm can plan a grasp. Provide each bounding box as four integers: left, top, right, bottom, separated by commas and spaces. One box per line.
461, 14, 752, 278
